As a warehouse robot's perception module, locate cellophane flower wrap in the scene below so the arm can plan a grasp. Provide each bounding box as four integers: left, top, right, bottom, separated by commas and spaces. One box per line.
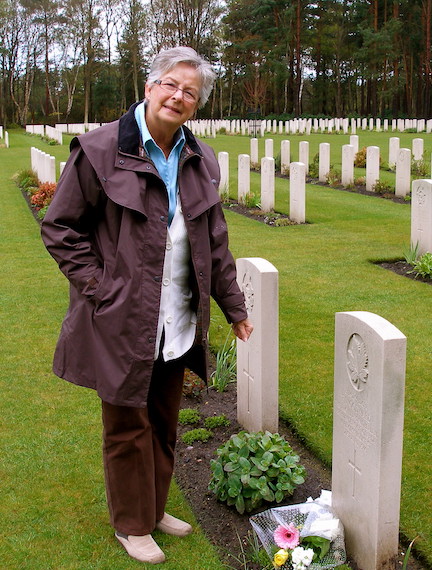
250, 491, 346, 569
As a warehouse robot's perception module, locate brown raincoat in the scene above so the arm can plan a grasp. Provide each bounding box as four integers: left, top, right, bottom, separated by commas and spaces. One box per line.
41, 103, 247, 407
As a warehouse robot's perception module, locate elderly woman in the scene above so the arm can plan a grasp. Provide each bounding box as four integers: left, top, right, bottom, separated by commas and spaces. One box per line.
41, 46, 253, 564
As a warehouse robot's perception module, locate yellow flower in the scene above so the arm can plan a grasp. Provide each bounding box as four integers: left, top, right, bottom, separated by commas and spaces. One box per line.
273, 548, 289, 567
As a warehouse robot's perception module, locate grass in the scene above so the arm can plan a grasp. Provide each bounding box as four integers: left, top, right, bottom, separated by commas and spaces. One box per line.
205, 133, 432, 565
0, 130, 225, 569
1, 127, 432, 567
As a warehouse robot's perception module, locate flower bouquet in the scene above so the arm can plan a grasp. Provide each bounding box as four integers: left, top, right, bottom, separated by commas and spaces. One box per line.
249, 491, 346, 569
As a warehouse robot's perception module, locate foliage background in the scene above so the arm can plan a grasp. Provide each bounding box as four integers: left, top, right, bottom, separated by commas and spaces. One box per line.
2, 0, 432, 126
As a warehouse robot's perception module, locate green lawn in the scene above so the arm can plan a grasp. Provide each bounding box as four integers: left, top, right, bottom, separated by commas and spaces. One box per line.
206, 133, 432, 566
1, 128, 431, 567
0, 131, 225, 569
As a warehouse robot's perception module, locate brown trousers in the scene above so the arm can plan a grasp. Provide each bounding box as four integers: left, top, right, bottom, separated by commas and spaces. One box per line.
102, 356, 186, 535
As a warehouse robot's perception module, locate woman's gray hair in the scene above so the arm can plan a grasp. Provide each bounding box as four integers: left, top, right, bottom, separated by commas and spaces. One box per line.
147, 46, 216, 108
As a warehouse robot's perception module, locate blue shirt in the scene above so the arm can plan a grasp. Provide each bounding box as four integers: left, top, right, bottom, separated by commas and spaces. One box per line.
134, 102, 185, 225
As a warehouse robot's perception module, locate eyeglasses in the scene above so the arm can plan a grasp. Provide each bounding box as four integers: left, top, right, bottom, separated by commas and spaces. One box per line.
154, 80, 199, 104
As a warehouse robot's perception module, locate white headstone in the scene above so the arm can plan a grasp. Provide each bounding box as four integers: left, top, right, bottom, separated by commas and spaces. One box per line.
319, 142, 330, 183
341, 144, 355, 187
260, 157, 275, 212
5, 131, 9, 148
332, 311, 406, 570
412, 138, 424, 162
289, 162, 306, 223
250, 138, 259, 168
218, 151, 229, 197
299, 141, 309, 175
411, 179, 432, 255
366, 146, 380, 192
236, 257, 278, 433
395, 148, 411, 198
388, 137, 400, 169
265, 139, 273, 158
349, 135, 359, 155
238, 154, 250, 204
280, 140, 290, 175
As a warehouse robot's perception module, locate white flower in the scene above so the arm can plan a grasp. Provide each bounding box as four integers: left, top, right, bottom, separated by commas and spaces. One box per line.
291, 546, 315, 569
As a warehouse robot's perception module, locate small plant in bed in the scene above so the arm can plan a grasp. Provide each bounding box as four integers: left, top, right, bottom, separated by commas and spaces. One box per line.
208, 431, 306, 514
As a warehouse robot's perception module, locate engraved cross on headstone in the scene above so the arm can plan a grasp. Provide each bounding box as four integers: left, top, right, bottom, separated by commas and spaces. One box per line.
348, 448, 361, 498
243, 352, 254, 414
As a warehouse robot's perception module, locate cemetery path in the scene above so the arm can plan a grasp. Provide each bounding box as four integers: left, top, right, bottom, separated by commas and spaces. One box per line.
175, 382, 426, 570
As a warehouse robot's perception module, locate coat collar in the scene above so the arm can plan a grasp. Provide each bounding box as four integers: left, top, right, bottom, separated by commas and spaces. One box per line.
118, 101, 203, 158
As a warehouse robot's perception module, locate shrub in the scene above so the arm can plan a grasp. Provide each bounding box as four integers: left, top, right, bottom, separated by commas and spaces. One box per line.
204, 415, 231, 429
411, 157, 429, 177
408, 252, 432, 279
209, 431, 306, 514
354, 146, 367, 168
181, 428, 213, 445
326, 167, 341, 186
243, 191, 260, 208
308, 153, 319, 178
30, 182, 56, 211
178, 408, 201, 426
14, 169, 39, 190
372, 181, 394, 195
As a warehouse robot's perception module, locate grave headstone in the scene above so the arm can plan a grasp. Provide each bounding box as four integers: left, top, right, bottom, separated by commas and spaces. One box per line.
236, 257, 278, 433
332, 311, 406, 570
290, 162, 306, 223
388, 137, 400, 169
366, 146, 380, 192
281, 140, 290, 175
319, 142, 330, 183
411, 179, 432, 255
412, 138, 424, 161
250, 138, 259, 168
261, 157, 275, 212
349, 135, 359, 155
218, 151, 229, 197
265, 139, 274, 158
299, 141, 309, 174
341, 144, 355, 187
395, 148, 411, 197
238, 154, 250, 203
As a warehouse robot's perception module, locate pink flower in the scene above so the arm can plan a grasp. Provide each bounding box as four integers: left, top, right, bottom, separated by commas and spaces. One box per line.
274, 523, 300, 550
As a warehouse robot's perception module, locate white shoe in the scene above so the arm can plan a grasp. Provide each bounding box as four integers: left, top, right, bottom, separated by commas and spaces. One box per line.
115, 532, 166, 564
155, 513, 193, 537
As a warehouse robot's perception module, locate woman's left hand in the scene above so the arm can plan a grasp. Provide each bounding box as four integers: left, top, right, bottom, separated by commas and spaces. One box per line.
231, 318, 254, 342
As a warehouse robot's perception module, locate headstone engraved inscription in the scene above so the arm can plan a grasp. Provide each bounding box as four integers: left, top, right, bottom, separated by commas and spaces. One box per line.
332, 311, 406, 570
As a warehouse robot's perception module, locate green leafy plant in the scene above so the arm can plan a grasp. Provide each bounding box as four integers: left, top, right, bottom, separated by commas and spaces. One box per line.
209, 431, 306, 514
402, 536, 419, 570
181, 428, 213, 445
403, 242, 419, 265
408, 252, 432, 279
243, 191, 260, 208
210, 331, 237, 392
204, 414, 231, 429
178, 408, 201, 426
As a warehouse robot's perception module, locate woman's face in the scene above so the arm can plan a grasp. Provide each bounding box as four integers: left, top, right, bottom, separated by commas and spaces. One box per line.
145, 63, 202, 135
